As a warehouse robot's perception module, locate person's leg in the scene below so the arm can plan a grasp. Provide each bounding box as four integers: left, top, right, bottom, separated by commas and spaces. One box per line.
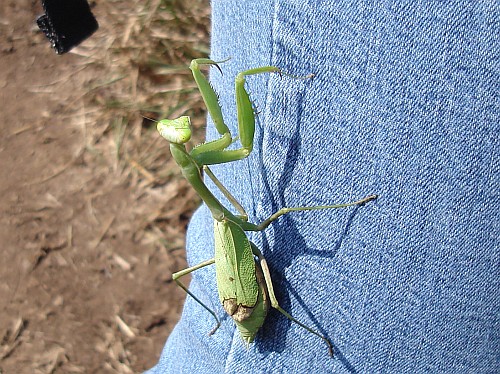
147, 1, 498, 372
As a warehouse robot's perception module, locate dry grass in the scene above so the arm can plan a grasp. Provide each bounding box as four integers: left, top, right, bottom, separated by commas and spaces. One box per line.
82, 4, 213, 368
36, 1, 209, 371
77, 0, 211, 244
82, 0, 209, 170
1, 0, 214, 372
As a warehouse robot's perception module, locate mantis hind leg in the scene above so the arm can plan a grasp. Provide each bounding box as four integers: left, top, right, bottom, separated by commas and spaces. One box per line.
250, 243, 334, 356
172, 258, 221, 335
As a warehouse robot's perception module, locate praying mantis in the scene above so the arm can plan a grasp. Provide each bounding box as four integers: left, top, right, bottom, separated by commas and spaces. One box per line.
156, 58, 377, 356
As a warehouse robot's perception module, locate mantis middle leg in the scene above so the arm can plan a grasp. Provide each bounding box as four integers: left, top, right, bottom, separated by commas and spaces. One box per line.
172, 258, 221, 335
238, 194, 378, 232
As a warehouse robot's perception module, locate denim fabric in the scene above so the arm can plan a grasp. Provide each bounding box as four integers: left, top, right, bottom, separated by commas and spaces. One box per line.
146, 1, 499, 373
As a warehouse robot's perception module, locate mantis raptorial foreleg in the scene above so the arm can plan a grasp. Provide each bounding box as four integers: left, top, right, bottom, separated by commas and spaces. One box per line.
188, 60, 280, 166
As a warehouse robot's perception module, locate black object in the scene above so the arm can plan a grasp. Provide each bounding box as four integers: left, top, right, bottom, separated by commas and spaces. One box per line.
36, 0, 98, 54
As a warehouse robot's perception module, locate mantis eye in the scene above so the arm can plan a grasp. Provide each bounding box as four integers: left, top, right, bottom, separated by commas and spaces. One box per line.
157, 116, 192, 144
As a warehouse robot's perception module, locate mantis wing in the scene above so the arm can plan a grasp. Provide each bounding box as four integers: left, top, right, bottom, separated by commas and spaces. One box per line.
214, 220, 259, 320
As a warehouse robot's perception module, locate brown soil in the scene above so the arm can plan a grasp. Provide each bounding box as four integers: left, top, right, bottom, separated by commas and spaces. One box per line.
0, 1, 208, 372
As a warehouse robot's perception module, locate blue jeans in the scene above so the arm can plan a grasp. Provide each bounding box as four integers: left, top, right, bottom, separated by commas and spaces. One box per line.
147, 1, 499, 372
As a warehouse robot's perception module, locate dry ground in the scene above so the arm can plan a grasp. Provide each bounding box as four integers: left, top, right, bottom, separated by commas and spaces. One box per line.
0, 0, 210, 372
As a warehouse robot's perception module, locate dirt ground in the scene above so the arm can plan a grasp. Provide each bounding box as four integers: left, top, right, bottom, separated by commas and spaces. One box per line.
0, 1, 209, 372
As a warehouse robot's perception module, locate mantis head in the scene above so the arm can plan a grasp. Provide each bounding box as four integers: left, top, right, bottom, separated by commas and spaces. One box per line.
157, 116, 192, 144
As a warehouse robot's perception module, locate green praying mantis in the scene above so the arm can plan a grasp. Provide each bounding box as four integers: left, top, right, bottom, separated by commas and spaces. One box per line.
156, 58, 377, 356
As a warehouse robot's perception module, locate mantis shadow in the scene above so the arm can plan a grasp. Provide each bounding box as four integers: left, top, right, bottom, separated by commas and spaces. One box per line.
250, 100, 360, 373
